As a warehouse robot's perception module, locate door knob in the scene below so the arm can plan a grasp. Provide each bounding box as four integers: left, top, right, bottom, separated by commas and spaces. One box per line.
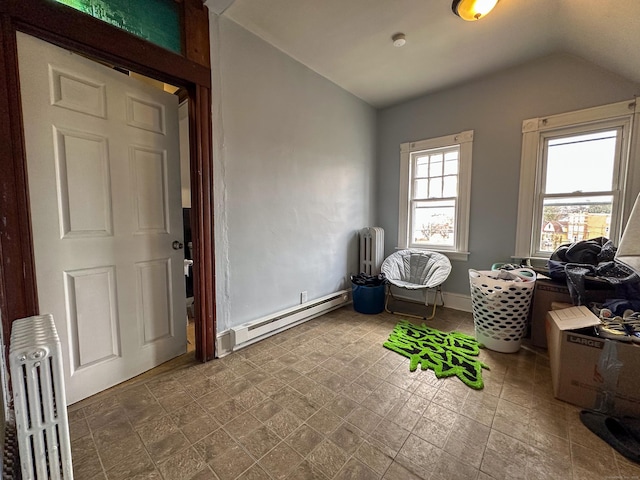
172, 241, 184, 250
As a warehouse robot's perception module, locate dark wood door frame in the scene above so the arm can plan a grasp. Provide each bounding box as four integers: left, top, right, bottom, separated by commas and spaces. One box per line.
0, 0, 216, 361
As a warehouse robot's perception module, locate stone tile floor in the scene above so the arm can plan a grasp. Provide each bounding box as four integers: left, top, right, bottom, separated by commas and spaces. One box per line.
68, 306, 640, 480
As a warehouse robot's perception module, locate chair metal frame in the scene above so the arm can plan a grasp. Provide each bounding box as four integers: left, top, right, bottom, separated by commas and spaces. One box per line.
384, 283, 445, 320
381, 249, 451, 320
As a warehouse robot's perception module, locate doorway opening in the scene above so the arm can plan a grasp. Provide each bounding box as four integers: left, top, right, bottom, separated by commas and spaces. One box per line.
120, 74, 196, 355
126, 73, 195, 354
179, 101, 195, 353
18, 31, 198, 404
125, 73, 195, 354
1, 0, 216, 384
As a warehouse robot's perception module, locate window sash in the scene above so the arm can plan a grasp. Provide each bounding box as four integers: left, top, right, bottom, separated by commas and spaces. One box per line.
515, 100, 638, 260
531, 123, 625, 257
536, 194, 616, 254
411, 147, 459, 200
408, 198, 457, 248
409, 147, 459, 249
398, 130, 473, 259
542, 128, 620, 195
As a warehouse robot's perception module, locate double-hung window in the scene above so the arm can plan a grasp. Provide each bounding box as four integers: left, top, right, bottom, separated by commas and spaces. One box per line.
398, 130, 473, 261
515, 100, 640, 259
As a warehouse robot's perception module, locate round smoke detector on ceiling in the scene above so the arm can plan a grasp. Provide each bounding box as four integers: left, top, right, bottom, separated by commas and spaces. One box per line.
392, 33, 406, 47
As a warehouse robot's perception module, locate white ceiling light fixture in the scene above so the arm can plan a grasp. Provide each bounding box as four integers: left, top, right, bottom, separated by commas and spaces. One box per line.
392, 33, 406, 47
452, 0, 499, 21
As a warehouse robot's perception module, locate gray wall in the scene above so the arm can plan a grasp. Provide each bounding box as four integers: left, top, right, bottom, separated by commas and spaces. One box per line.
211, 15, 377, 331
377, 54, 640, 296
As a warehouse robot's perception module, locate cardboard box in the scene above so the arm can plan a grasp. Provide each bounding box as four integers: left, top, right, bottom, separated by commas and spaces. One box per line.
547, 306, 640, 416
530, 278, 615, 349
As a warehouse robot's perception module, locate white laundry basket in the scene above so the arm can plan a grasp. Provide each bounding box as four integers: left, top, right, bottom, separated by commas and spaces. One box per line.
469, 269, 536, 353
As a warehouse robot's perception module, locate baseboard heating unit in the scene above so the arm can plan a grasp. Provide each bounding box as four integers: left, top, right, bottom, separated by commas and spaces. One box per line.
9, 314, 73, 480
359, 227, 384, 275
231, 289, 350, 350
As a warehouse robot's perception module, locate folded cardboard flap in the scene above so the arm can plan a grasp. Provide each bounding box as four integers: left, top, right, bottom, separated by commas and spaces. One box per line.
546, 306, 640, 417
550, 301, 573, 311
550, 305, 600, 330
531, 278, 615, 348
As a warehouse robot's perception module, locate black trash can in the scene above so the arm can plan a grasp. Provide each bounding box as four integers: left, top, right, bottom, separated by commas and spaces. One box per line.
351, 273, 386, 314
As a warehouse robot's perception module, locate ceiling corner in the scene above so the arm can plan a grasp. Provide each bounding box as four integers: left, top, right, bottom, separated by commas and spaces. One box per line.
204, 0, 236, 15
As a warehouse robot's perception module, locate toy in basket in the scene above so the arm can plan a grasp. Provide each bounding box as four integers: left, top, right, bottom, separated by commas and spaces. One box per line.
468, 268, 537, 353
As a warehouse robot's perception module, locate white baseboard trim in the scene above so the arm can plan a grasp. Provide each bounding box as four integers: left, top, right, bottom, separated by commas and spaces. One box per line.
391, 290, 472, 313
442, 291, 472, 312
215, 295, 351, 357
215, 290, 472, 357
230, 290, 350, 349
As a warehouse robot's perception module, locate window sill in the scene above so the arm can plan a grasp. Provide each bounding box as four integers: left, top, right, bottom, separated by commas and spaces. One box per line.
396, 247, 469, 262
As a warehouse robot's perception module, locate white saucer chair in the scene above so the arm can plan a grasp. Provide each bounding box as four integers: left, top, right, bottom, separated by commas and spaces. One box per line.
381, 249, 452, 320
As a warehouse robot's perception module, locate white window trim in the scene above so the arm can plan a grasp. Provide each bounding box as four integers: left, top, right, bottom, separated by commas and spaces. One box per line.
514, 99, 640, 259
398, 130, 473, 261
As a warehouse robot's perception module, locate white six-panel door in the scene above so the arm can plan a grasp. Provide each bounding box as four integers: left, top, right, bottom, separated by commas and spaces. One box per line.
17, 32, 187, 405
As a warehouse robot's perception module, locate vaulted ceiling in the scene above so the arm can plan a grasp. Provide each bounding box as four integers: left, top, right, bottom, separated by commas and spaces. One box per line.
207, 0, 640, 108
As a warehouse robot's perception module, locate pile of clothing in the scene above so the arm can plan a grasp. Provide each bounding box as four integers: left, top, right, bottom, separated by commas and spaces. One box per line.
350, 272, 386, 286
548, 237, 640, 306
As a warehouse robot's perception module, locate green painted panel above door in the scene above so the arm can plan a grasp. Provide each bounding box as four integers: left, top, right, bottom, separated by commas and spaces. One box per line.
53, 0, 182, 54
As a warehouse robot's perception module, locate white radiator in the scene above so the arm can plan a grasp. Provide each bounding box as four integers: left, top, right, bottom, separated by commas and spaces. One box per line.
9, 314, 73, 480
359, 227, 384, 275
231, 290, 350, 349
